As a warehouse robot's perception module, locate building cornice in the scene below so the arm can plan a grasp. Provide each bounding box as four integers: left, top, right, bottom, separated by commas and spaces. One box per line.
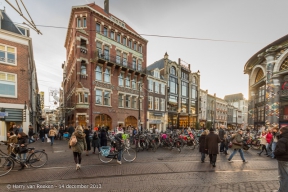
0, 29, 30, 45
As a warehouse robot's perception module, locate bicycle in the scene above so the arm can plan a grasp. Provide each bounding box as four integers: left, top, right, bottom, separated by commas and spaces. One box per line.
0, 142, 48, 177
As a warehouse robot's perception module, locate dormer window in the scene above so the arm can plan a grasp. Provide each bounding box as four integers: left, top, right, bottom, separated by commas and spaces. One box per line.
154, 71, 160, 78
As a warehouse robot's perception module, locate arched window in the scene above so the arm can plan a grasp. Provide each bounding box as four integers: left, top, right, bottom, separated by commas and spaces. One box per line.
119, 72, 124, 86
255, 69, 264, 83
192, 76, 197, 84
280, 58, 288, 71
104, 68, 110, 83
95, 65, 102, 81
170, 67, 176, 75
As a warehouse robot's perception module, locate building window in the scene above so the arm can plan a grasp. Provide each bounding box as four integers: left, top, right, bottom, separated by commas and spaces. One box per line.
97, 42, 102, 55
132, 97, 137, 109
181, 98, 188, 113
161, 98, 165, 111
138, 60, 142, 71
169, 77, 177, 94
123, 53, 127, 66
104, 91, 110, 106
192, 76, 197, 84
148, 79, 153, 92
118, 94, 124, 107
170, 67, 176, 75
110, 31, 114, 40
126, 75, 130, 87
182, 81, 188, 97
80, 62, 86, 74
154, 71, 160, 78
132, 77, 136, 89
83, 17, 87, 27
116, 50, 121, 64
117, 34, 121, 43
78, 93, 83, 103
95, 65, 102, 81
148, 96, 153, 110
139, 45, 142, 53
103, 27, 108, 37
132, 57, 136, 69
104, 68, 110, 83
181, 72, 188, 80
84, 93, 88, 103
134, 43, 137, 51
191, 85, 197, 99
128, 40, 132, 48
96, 23, 100, 33
0, 72, 16, 97
155, 97, 159, 110
155, 82, 159, 93
160, 84, 165, 95
119, 72, 124, 86
80, 39, 87, 48
77, 18, 81, 28
0, 45, 16, 65
104, 45, 109, 60
123, 37, 126, 46
139, 78, 143, 91
95, 89, 102, 104
125, 95, 130, 108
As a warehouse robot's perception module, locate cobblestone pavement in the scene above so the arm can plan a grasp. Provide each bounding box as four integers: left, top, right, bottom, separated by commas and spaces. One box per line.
0, 139, 280, 192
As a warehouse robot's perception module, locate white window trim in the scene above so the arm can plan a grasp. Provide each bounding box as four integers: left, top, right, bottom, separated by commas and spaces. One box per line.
161, 98, 165, 111
155, 97, 159, 111
104, 67, 111, 84
83, 17, 87, 28
118, 72, 124, 87
149, 96, 153, 110
0, 44, 17, 66
95, 64, 103, 81
118, 94, 124, 108
154, 82, 159, 93
103, 90, 111, 106
125, 95, 131, 108
148, 79, 153, 92
0, 71, 17, 98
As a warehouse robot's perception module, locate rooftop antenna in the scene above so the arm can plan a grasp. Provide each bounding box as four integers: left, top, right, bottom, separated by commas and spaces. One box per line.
5, 0, 42, 34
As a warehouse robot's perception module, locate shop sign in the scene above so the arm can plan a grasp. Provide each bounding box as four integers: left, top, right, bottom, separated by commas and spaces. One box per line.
149, 120, 161, 124
0, 112, 8, 117
153, 113, 163, 117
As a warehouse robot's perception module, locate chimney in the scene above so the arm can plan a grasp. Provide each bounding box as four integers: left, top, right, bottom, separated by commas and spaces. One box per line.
104, 0, 109, 14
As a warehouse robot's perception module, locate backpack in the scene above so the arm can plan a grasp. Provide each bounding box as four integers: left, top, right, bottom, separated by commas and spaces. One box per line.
69, 135, 77, 146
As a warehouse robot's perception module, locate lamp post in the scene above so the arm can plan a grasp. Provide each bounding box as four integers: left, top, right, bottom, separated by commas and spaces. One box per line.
138, 83, 143, 132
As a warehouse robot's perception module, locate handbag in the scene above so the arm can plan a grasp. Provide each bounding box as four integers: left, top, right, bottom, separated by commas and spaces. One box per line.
232, 137, 242, 146
228, 141, 233, 148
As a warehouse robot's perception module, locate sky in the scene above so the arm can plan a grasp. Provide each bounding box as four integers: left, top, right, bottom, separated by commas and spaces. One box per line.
2, 0, 288, 107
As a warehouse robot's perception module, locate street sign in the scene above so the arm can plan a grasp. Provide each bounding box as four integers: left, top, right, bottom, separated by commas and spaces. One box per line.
0, 112, 8, 116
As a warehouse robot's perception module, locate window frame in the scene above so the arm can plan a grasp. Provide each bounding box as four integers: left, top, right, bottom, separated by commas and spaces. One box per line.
148, 96, 153, 110
77, 18, 81, 28
103, 91, 111, 106
0, 71, 17, 98
119, 72, 124, 86
95, 89, 102, 105
161, 98, 165, 111
118, 94, 124, 107
95, 65, 103, 81
155, 97, 159, 111
110, 30, 115, 40
103, 27, 108, 37
83, 17, 87, 28
104, 67, 111, 83
96, 23, 101, 33
125, 74, 131, 88
125, 95, 131, 108
155, 81, 159, 93
0, 44, 17, 66
117, 34, 121, 43
148, 79, 153, 92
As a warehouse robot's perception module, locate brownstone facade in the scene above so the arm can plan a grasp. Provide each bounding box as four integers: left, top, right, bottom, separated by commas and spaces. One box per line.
63, 3, 148, 130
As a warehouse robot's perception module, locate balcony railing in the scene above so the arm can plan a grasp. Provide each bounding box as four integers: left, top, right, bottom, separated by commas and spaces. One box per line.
97, 51, 146, 74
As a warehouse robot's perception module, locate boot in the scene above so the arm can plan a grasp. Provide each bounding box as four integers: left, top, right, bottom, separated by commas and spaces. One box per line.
258, 151, 262, 156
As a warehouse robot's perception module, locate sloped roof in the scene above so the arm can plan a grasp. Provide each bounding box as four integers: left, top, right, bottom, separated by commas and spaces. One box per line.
224, 93, 244, 101
0, 10, 22, 35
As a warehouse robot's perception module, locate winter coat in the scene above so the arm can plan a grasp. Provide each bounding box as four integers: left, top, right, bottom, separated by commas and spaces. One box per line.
205, 131, 221, 154
219, 128, 225, 140
44, 128, 50, 134
260, 134, 267, 145
199, 135, 207, 153
49, 129, 57, 137
84, 129, 91, 151
231, 133, 244, 150
266, 132, 273, 144
114, 133, 124, 150
3, 135, 18, 154
68, 130, 87, 153
39, 129, 45, 138
28, 128, 34, 137
16, 136, 28, 154
274, 132, 288, 161
68, 126, 75, 135
91, 132, 100, 148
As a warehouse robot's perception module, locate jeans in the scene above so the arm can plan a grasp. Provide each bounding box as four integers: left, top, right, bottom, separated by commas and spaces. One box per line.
278, 161, 288, 192
41, 137, 45, 142
117, 150, 122, 161
220, 142, 225, 152
50, 136, 55, 146
201, 152, 206, 162
228, 149, 246, 161
18, 153, 27, 162
271, 142, 277, 158
266, 143, 272, 156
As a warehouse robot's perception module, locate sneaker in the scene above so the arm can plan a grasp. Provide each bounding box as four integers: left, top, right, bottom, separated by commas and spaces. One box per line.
76, 164, 79, 170
117, 160, 122, 165
243, 160, 248, 163
78, 164, 81, 169
228, 159, 233, 163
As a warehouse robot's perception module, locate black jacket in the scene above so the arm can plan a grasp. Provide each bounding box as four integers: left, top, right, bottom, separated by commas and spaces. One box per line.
219, 128, 225, 140
39, 129, 45, 138
199, 135, 207, 153
28, 128, 34, 137
274, 132, 288, 161
68, 126, 75, 135
16, 136, 28, 154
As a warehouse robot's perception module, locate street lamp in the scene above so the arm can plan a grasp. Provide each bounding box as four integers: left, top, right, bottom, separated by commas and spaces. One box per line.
138, 82, 143, 132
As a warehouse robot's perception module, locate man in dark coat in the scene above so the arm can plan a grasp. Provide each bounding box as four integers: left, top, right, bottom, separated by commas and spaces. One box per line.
219, 125, 225, 152
68, 124, 75, 138
205, 128, 221, 167
273, 126, 288, 192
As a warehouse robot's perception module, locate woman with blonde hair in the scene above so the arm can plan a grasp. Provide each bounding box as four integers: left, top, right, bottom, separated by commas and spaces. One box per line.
258, 130, 267, 156
199, 130, 208, 163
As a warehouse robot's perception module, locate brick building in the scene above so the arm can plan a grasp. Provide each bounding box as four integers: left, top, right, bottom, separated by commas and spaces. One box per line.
0, 9, 39, 141
63, 1, 148, 130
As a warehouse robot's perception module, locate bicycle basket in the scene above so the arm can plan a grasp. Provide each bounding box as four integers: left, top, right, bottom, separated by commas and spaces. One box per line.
122, 134, 129, 140
100, 146, 111, 156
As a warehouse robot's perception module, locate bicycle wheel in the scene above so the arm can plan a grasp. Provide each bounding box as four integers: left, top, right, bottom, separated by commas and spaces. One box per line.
29, 151, 48, 168
98, 152, 114, 163
0, 157, 14, 177
123, 148, 136, 162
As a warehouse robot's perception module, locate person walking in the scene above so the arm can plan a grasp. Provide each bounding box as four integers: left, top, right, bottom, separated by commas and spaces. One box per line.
17, 132, 28, 171
92, 131, 100, 154
115, 125, 124, 164
69, 125, 87, 170
228, 129, 248, 163
39, 127, 45, 143
271, 127, 280, 159
273, 126, 288, 192
258, 130, 268, 156
266, 129, 273, 157
199, 130, 208, 163
2, 131, 18, 170
219, 125, 225, 153
100, 128, 107, 147
28, 125, 34, 143
45, 126, 50, 143
59, 126, 64, 140
205, 128, 221, 167
83, 127, 91, 156
68, 124, 75, 139
48, 127, 57, 146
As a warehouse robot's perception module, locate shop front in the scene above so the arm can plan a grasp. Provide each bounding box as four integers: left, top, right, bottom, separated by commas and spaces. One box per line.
95, 114, 112, 130
148, 112, 166, 132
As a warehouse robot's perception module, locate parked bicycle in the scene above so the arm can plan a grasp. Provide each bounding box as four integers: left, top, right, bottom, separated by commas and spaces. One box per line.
0, 142, 48, 177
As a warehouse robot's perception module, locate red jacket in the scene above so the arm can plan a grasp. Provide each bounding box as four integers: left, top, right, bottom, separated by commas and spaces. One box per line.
266, 133, 273, 144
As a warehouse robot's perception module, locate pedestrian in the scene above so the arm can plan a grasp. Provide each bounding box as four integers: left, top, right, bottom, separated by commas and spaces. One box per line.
258, 130, 268, 156
64, 125, 69, 133
68, 125, 87, 170
45, 126, 50, 143
219, 125, 225, 153
199, 130, 208, 163
266, 129, 273, 157
68, 124, 75, 138
228, 129, 248, 163
83, 126, 91, 156
39, 127, 45, 143
273, 126, 288, 192
28, 125, 34, 143
17, 132, 28, 171
115, 125, 124, 164
14, 125, 19, 135
59, 126, 64, 140
222, 134, 229, 155
48, 127, 57, 146
18, 125, 23, 133
2, 131, 18, 170
92, 131, 100, 154
271, 127, 280, 159
205, 128, 221, 167
100, 128, 107, 146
